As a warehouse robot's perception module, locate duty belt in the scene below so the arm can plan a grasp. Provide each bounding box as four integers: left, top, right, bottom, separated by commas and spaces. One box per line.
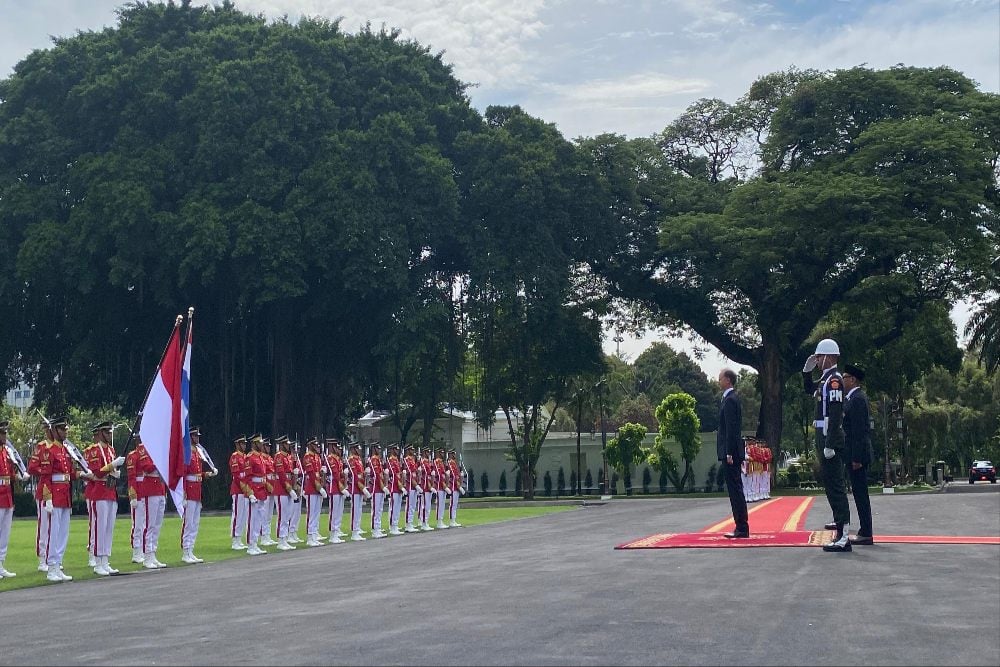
185, 474, 201, 482
51, 473, 70, 482
0, 477, 10, 485
250, 476, 265, 483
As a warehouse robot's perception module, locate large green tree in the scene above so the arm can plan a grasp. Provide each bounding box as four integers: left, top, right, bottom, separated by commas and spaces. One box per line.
588, 66, 999, 455
631, 342, 718, 431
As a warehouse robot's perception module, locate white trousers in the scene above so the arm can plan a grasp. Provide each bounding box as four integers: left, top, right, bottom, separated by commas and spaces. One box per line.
261, 496, 276, 538
36, 501, 49, 558
371, 492, 385, 532
390, 492, 402, 529
142, 495, 166, 554
0, 507, 12, 562
436, 490, 446, 523
231, 494, 249, 540
328, 494, 345, 535
422, 491, 433, 525
406, 489, 417, 525
351, 494, 363, 533
181, 499, 202, 550
248, 499, 267, 547
46, 507, 70, 567
450, 491, 460, 522
291, 496, 302, 535
89, 499, 117, 557
131, 499, 147, 550
305, 494, 322, 537
86, 500, 93, 553
277, 495, 296, 539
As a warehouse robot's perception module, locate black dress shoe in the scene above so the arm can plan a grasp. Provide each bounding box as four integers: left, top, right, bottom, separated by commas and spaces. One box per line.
849, 535, 874, 545
823, 540, 852, 552
824, 522, 837, 530
723, 532, 750, 539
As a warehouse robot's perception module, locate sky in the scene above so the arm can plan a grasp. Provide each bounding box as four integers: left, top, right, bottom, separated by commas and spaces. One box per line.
2, 0, 997, 376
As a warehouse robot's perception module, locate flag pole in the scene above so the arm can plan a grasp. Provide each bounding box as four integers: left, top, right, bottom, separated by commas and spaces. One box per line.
119, 314, 185, 459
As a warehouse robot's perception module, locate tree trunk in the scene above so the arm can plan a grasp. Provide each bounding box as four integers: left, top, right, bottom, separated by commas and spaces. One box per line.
757, 344, 785, 472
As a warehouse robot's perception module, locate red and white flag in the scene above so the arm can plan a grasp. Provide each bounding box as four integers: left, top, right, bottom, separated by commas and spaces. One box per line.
138, 320, 188, 515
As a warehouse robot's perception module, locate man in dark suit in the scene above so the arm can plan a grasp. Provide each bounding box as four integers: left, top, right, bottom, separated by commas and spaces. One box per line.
717, 369, 749, 538
842, 364, 875, 545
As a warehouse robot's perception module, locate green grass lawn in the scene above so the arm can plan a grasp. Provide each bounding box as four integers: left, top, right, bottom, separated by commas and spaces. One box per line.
0, 504, 570, 593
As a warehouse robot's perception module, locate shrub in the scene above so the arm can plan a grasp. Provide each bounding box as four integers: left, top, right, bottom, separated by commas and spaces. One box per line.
659, 468, 668, 493
498, 470, 507, 496
715, 464, 726, 492
557, 467, 566, 497
569, 469, 578, 495
611, 471, 619, 494
787, 464, 800, 487
13, 491, 36, 517
481, 471, 489, 497
585, 469, 593, 494
642, 467, 652, 494
705, 463, 717, 492
597, 468, 605, 494
468, 468, 476, 497
543, 471, 553, 497
775, 470, 790, 489
514, 469, 522, 496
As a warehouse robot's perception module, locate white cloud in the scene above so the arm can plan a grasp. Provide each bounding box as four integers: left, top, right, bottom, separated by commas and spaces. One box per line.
549, 72, 711, 103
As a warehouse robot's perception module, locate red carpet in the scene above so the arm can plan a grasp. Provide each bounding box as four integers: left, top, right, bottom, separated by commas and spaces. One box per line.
615, 494, 1000, 549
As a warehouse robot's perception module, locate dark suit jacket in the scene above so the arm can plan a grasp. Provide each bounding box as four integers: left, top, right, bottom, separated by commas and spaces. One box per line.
843, 387, 874, 465
716, 390, 744, 462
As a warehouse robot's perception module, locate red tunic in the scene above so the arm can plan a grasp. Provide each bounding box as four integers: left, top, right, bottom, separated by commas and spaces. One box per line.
422, 459, 436, 491
387, 455, 402, 494
27, 441, 49, 501
273, 451, 292, 496
27, 441, 77, 508
134, 444, 166, 499
367, 455, 385, 495
448, 460, 462, 492
302, 451, 324, 495
434, 458, 448, 492
246, 451, 269, 500
229, 451, 246, 495
347, 455, 365, 495
403, 455, 418, 492
325, 453, 343, 495
84, 442, 119, 502
183, 449, 206, 503
125, 449, 139, 500
0, 445, 16, 508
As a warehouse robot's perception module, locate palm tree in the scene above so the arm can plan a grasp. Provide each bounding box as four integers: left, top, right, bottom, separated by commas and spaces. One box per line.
965, 258, 1000, 375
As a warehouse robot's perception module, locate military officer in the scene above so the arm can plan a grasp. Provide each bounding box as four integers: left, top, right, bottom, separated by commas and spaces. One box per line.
273, 437, 297, 551
419, 446, 436, 531
347, 443, 368, 541
386, 444, 404, 535
434, 447, 449, 529
843, 364, 875, 545
27, 424, 54, 572
403, 444, 420, 532
258, 438, 278, 546
325, 439, 347, 543
84, 421, 126, 575
302, 438, 327, 546
803, 338, 852, 552
134, 433, 168, 568
126, 443, 144, 562
229, 435, 249, 550
245, 435, 270, 555
367, 445, 387, 538
447, 450, 463, 527
0, 420, 31, 578
181, 427, 216, 563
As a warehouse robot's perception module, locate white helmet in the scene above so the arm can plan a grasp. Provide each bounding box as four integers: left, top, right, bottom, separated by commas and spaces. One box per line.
814, 338, 840, 355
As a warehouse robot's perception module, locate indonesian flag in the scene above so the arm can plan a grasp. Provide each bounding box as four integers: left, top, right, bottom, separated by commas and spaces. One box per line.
181, 313, 193, 469
139, 320, 189, 515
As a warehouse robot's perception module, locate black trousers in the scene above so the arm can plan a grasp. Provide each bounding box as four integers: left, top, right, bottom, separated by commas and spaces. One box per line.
821, 452, 851, 526
848, 465, 873, 537
723, 461, 749, 534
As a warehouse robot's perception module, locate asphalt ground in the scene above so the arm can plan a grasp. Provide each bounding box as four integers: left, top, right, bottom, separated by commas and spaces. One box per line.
1, 488, 997, 666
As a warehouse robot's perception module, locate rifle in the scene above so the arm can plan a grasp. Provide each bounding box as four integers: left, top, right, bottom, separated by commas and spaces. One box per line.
194, 443, 219, 476
36, 409, 92, 477
4, 438, 28, 478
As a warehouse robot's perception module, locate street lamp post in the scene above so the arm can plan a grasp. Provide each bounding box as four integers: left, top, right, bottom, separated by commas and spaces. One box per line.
596, 379, 609, 496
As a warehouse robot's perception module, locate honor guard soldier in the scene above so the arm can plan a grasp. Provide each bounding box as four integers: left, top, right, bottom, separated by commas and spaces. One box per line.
419, 446, 436, 531
181, 427, 216, 563
258, 438, 278, 546
229, 435, 250, 550
288, 440, 305, 544
434, 447, 449, 529
803, 338, 853, 553
273, 437, 297, 551
1, 420, 31, 578
386, 444, 404, 535
325, 439, 347, 543
302, 438, 327, 546
366, 445, 387, 538
27, 423, 54, 572
403, 444, 420, 532
447, 450, 463, 527
29, 415, 87, 582
126, 444, 143, 562
135, 434, 168, 568
245, 435, 270, 555
84, 421, 126, 575
347, 443, 368, 541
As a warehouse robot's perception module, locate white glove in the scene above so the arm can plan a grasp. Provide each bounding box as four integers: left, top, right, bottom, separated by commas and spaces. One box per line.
249, 495, 259, 504
44, 499, 54, 513
289, 490, 299, 502
112, 456, 126, 467
459, 487, 466, 496
18, 472, 30, 482
129, 498, 138, 509
362, 488, 372, 499
415, 485, 423, 494
319, 488, 328, 499
802, 355, 818, 373
823, 447, 835, 460
341, 489, 351, 498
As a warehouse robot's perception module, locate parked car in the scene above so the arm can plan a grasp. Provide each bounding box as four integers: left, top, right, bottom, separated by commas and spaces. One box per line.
969, 460, 997, 484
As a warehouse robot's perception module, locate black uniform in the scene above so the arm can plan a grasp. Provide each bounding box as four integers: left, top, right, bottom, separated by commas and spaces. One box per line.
717, 388, 748, 536
804, 367, 850, 533
844, 385, 874, 538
